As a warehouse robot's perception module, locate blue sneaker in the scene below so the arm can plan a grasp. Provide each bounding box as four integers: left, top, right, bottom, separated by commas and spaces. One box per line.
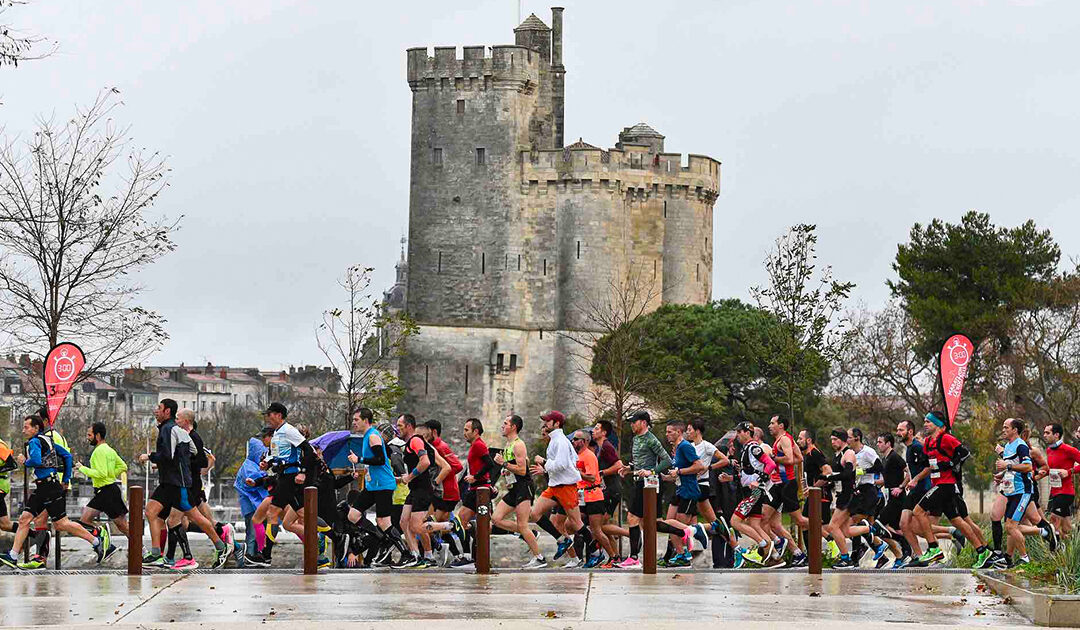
692, 524, 709, 550
733, 548, 746, 569
0, 551, 18, 570
872, 541, 888, 562
775, 537, 787, 558
583, 552, 604, 569
553, 537, 573, 561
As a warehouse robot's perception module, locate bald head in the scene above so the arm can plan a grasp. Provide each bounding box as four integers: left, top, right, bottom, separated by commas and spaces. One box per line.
176, 408, 195, 429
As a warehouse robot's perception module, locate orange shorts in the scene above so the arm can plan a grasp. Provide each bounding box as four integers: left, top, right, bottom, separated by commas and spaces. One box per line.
541, 484, 578, 511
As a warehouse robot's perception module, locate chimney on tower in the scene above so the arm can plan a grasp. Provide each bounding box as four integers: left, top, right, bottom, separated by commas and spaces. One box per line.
551, 7, 566, 149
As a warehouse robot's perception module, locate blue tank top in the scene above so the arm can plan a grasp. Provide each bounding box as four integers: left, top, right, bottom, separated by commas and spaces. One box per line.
362, 426, 396, 491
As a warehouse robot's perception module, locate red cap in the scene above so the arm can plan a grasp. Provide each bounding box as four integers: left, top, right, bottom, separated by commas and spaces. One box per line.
540, 410, 566, 425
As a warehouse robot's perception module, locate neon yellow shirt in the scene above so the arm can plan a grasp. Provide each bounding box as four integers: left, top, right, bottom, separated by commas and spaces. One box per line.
78, 442, 128, 488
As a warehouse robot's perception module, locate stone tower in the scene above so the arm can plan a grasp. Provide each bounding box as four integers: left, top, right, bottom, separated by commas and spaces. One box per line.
399, 9, 720, 438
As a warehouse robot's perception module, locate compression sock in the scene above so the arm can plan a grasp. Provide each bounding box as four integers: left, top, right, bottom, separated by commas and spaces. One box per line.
263, 537, 275, 559
629, 525, 641, 559
663, 540, 675, 562
33, 528, 50, 557
173, 525, 193, 560
536, 515, 563, 541
655, 521, 685, 536
444, 532, 462, 556
166, 527, 179, 560
214, 522, 225, 538
991, 521, 1003, 551
254, 522, 267, 551
573, 525, 593, 558
899, 537, 912, 558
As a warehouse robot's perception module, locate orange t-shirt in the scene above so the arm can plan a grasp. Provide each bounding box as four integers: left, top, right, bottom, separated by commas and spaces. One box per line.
576, 447, 604, 503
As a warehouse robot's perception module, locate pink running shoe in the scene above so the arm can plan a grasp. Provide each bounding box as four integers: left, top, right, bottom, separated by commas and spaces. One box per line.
171, 557, 199, 571
616, 556, 641, 569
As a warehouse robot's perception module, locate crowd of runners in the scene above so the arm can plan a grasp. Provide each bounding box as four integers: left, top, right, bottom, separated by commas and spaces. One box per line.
2, 399, 1079, 571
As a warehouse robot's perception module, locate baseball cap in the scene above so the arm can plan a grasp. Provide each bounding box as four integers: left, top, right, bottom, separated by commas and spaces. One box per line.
735, 420, 754, 433
629, 410, 651, 425
262, 402, 288, 418
540, 410, 566, 425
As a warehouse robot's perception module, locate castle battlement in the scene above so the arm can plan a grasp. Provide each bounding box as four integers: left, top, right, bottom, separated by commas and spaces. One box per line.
520, 148, 720, 200
407, 44, 542, 92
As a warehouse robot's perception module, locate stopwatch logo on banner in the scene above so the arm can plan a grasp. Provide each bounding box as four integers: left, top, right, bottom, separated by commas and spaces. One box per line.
947, 337, 971, 368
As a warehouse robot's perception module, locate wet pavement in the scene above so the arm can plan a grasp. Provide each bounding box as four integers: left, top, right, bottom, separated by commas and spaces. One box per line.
0, 570, 1029, 628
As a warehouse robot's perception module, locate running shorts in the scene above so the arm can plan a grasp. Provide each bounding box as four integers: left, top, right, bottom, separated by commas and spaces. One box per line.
87, 483, 128, 519
878, 491, 904, 529
676, 496, 697, 515
848, 484, 879, 518
541, 484, 578, 512
835, 489, 853, 512
1049, 493, 1075, 518
734, 487, 765, 519
952, 491, 970, 519
150, 483, 194, 515
270, 473, 303, 511
191, 481, 206, 506
1004, 493, 1032, 523
696, 482, 713, 501
777, 480, 800, 513
903, 485, 928, 511
584, 500, 607, 516
501, 480, 534, 508
628, 479, 664, 518
917, 483, 959, 519
348, 488, 394, 519
461, 485, 492, 511
26, 478, 67, 521
802, 495, 832, 524
406, 486, 433, 512
432, 497, 458, 513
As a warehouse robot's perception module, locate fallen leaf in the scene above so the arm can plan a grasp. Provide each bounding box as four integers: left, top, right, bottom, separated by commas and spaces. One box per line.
974, 610, 984, 616
544, 611, 559, 619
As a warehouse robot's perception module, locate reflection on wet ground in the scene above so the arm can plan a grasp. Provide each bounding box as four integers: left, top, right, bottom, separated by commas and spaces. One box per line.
0, 571, 1026, 627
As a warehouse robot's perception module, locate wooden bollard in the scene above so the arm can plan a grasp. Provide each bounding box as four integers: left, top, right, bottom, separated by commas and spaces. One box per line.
475, 486, 491, 574
808, 486, 822, 575
642, 484, 658, 575
128, 485, 144, 575
54, 528, 61, 569
303, 486, 318, 575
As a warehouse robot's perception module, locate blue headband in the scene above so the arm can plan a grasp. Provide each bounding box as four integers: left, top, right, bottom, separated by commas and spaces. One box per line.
925, 412, 945, 428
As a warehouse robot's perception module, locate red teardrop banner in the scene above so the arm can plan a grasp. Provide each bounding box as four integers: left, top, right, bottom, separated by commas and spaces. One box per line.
43, 343, 86, 427
940, 334, 974, 426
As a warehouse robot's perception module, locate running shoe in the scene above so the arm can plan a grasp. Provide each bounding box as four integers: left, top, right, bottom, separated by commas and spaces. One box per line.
172, 557, 199, 571
93, 537, 106, 563
850, 544, 867, 567
317, 555, 332, 569
212, 544, 230, 569
875, 554, 891, 569
98, 526, 112, 555
1015, 554, 1031, 566
668, 554, 691, 568
872, 541, 888, 562
789, 552, 809, 568
0, 551, 19, 570
911, 547, 945, 567
451, 514, 466, 542
990, 554, 1009, 570
450, 556, 475, 569
832, 557, 854, 569
974, 548, 993, 570
142, 552, 169, 568
692, 523, 709, 550
17, 555, 46, 571
825, 539, 840, 560
583, 552, 604, 569
244, 551, 270, 567
600, 556, 617, 569
892, 555, 911, 569
1046, 523, 1059, 553
102, 544, 119, 562
563, 557, 583, 569
522, 556, 548, 569
774, 537, 787, 558
951, 528, 966, 555
221, 523, 235, 547
616, 556, 640, 569
394, 554, 421, 569
553, 537, 573, 561
744, 547, 764, 565
656, 557, 670, 568
681, 527, 693, 552
733, 548, 746, 569
761, 539, 775, 562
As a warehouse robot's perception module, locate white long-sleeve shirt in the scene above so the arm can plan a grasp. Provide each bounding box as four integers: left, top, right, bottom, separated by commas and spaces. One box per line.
544, 428, 581, 487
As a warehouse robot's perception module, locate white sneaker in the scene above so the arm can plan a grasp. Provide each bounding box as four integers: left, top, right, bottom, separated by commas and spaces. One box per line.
522, 556, 548, 569
562, 557, 583, 569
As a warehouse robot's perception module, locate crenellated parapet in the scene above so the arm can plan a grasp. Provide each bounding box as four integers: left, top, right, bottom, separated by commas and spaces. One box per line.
407, 45, 543, 93
520, 147, 720, 203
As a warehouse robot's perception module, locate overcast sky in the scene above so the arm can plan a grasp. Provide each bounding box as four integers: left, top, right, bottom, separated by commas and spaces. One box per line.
2, 1, 1079, 370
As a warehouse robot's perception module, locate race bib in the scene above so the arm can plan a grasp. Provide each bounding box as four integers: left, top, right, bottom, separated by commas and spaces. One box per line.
929, 458, 940, 479
364, 467, 372, 484
1049, 471, 1063, 489
578, 488, 585, 507
1001, 476, 1015, 494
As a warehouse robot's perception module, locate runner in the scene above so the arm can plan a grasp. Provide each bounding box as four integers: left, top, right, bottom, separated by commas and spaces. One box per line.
687, 420, 735, 548
994, 417, 1035, 567
0, 415, 108, 571
824, 428, 857, 568
794, 428, 832, 562
344, 407, 407, 567
1043, 423, 1080, 539
908, 411, 982, 567
420, 419, 464, 566
0, 435, 17, 536
571, 429, 617, 567
657, 420, 710, 567
248, 402, 316, 568
395, 413, 448, 568
616, 410, 672, 568
767, 415, 806, 566
237, 430, 272, 565
874, 432, 910, 567
491, 414, 546, 568
74, 422, 127, 562
425, 417, 495, 568
731, 420, 781, 567
530, 411, 594, 568
843, 428, 888, 567
592, 419, 627, 564
896, 420, 929, 568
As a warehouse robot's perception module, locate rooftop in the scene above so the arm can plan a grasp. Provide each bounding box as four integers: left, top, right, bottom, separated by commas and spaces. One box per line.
514, 13, 550, 31
623, 122, 664, 138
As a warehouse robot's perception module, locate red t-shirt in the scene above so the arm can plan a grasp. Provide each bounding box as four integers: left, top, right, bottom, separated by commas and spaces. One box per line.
924, 432, 961, 486
1046, 442, 1080, 496
432, 437, 463, 502
467, 437, 491, 487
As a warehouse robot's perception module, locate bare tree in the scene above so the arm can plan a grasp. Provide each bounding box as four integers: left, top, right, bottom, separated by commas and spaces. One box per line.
315, 264, 417, 428
1, 0, 54, 68
562, 261, 662, 441
831, 301, 934, 422
0, 89, 178, 378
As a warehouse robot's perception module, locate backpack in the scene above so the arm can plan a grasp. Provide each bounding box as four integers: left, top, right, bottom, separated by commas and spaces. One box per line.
386, 440, 408, 477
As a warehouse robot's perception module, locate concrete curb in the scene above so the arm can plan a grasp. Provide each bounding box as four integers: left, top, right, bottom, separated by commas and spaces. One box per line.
979, 570, 1080, 627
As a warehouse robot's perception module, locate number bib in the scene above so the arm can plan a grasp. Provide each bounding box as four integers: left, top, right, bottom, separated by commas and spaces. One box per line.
1049, 471, 1063, 489
1000, 476, 1015, 495
929, 458, 940, 480
578, 488, 585, 507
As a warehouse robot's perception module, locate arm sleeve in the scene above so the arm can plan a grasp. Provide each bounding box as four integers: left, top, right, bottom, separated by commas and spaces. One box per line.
867, 459, 884, 474
759, 451, 777, 479
299, 441, 318, 477
361, 443, 386, 467
334, 474, 354, 489
827, 461, 855, 482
